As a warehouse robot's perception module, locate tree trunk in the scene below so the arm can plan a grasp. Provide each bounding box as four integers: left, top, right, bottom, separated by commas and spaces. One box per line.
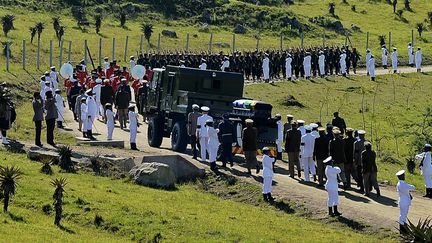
3, 194, 9, 212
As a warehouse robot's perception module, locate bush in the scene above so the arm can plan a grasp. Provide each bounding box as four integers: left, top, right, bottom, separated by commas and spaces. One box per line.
401, 218, 432, 242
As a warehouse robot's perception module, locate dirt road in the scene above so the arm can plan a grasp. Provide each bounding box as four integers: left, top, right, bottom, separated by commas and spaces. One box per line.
62, 109, 432, 233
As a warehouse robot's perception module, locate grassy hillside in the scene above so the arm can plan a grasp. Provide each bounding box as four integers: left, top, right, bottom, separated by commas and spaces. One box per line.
245, 71, 432, 191
0, 151, 392, 242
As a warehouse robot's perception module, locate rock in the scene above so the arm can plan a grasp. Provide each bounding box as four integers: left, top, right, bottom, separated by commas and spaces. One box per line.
27, 148, 59, 162
142, 155, 205, 182
213, 42, 230, 48
233, 24, 247, 34
129, 162, 176, 188
75, 137, 125, 148
162, 30, 177, 38
99, 155, 135, 172
198, 24, 210, 33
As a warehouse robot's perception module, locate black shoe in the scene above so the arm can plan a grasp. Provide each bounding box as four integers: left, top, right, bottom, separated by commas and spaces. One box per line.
48, 142, 56, 147
88, 130, 96, 140
400, 224, 407, 235
263, 193, 268, 202
83, 132, 87, 138
130, 143, 139, 151
210, 162, 218, 171
36, 143, 43, 147
333, 206, 342, 216
222, 162, 227, 168
377, 190, 381, 197
328, 207, 334, 217
267, 193, 274, 202
230, 161, 234, 167
256, 165, 260, 174
247, 169, 252, 176
297, 171, 301, 178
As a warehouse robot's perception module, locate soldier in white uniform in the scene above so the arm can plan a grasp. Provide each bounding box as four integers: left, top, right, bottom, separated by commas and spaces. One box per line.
365, 49, 371, 75
50, 66, 59, 91
310, 123, 319, 138
262, 53, 270, 83
128, 104, 139, 150
301, 125, 315, 182
297, 120, 306, 136
415, 47, 422, 72
325, 156, 342, 217
199, 59, 207, 70
415, 144, 432, 198
318, 51, 326, 78
103, 57, 110, 74
39, 76, 46, 100
262, 147, 275, 202
339, 51, 347, 77
129, 56, 136, 70
105, 103, 115, 141
396, 170, 415, 234
303, 52, 312, 79
197, 106, 212, 162
221, 56, 230, 72
206, 119, 219, 171
285, 53, 293, 81
381, 45, 388, 69
275, 114, 283, 160
93, 78, 103, 120
54, 89, 65, 129
80, 97, 89, 138
368, 55, 376, 81
42, 80, 53, 101
85, 89, 98, 140
408, 43, 414, 67
391, 48, 398, 74
44, 71, 52, 89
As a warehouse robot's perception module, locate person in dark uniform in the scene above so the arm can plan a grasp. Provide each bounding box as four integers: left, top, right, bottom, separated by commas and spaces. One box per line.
242, 119, 260, 175
32, 92, 44, 147
68, 79, 81, 119
283, 114, 294, 139
218, 113, 235, 167
351, 48, 361, 74
362, 142, 380, 197
285, 121, 302, 178
187, 104, 201, 160
44, 90, 58, 147
314, 127, 330, 187
331, 112, 347, 135
343, 128, 356, 189
329, 129, 347, 190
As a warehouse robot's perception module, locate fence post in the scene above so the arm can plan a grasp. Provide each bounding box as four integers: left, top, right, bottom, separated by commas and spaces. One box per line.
68, 41, 72, 62
49, 40, 53, 67
344, 32, 348, 46
112, 37, 116, 60
59, 39, 63, 68
280, 33, 283, 50
209, 33, 213, 53
301, 32, 304, 48
186, 33, 189, 52
124, 36, 129, 62
140, 34, 143, 54
389, 32, 392, 48
256, 36, 259, 50
232, 33, 236, 53
84, 40, 88, 64
99, 38, 102, 67
366, 32, 369, 50
157, 33, 161, 54
411, 29, 414, 47
22, 40, 26, 70
6, 42, 9, 72
37, 38, 40, 70
323, 33, 326, 47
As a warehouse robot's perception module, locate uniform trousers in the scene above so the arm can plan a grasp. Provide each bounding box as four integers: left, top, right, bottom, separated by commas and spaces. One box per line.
190, 135, 198, 157
208, 144, 218, 163
199, 137, 209, 162
399, 204, 410, 225
34, 120, 42, 145
363, 172, 379, 194
117, 109, 128, 128
46, 118, 55, 144
107, 122, 114, 140
423, 173, 432, 188
288, 152, 300, 177
302, 156, 315, 181
244, 150, 258, 170
344, 163, 355, 187
275, 139, 283, 153
263, 177, 273, 194
316, 159, 325, 185
327, 189, 339, 207
220, 142, 233, 164
130, 127, 137, 143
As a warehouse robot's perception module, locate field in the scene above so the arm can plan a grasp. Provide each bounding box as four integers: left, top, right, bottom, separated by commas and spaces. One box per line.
0, 151, 391, 242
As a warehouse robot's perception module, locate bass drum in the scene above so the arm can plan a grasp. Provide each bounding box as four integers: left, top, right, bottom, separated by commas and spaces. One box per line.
60, 63, 74, 79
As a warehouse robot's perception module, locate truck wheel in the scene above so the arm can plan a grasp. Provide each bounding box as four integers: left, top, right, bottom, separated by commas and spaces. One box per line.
171, 121, 188, 152
148, 117, 163, 148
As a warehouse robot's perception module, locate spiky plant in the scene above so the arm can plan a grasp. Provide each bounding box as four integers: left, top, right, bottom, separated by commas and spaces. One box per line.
29, 26, 37, 44
35, 22, 44, 41
40, 160, 54, 175
52, 16, 60, 37
0, 166, 23, 212
417, 23, 425, 37
119, 11, 126, 28
401, 218, 432, 242
1, 14, 15, 37
58, 146, 74, 173
141, 23, 153, 44
51, 178, 67, 226
94, 15, 102, 34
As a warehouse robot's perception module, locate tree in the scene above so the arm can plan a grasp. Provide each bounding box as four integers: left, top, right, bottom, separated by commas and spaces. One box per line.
58, 146, 74, 173
94, 15, 102, 34
53, 16, 60, 37
141, 23, 153, 44
1, 15, 14, 37
35, 22, 45, 41
0, 166, 23, 212
120, 11, 126, 28
393, 0, 397, 13
417, 22, 424, 37
29, 27, 37, 44
329, 3, 336, 17
51, 178, 67, 226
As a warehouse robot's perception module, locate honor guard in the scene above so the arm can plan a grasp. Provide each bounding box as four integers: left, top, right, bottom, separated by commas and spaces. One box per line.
285, 53, 293, 81
324, 156, 342, 217
207, 119, 219, 171
391, 48, 398, 73
262, 147, 275, 202
85, 89, 98, 140
415, 144, 432, 198
415, 47, 422, 72
275, 114, 283, 160
187, 104, 201, 159
218, 114, 235, 167
54, 89, 65, 129
408, 43, 414, 67
381, 45, 388, 69
197, 106, 212, 162
105, 103, 115, 140
300, 125, 316, 182
396, 170, 415, 234
262, 53, 270, 83
128, 104, 139, 150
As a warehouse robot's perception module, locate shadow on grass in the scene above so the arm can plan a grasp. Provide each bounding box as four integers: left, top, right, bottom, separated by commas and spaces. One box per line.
58, 224, 76, 234
8, 212, 26, 222
4, 140, 26, 154
335, 215, 368, 231
270, 199, 295, 214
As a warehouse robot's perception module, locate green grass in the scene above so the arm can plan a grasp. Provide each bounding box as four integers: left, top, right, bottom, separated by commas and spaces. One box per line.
0, 151, 391, 242
244, 71, 432, 191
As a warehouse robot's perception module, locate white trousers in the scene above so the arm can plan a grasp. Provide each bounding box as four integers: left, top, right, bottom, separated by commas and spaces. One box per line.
319, 64, 325, 76
416, 60, 422, 69
200, 137, 209, 162
130, 127, 137, 143
327, 189, 339, 207
382, 56, 387, 66
286, 68, 292, 79
304, 66, 311, 77
57, 110, 64, 122
107, 122, 114, 140
392, 61, 397, 71
263, 69, 270, 80
263, 176, 273, 194
276, 139, 283, 153
208, 144, 218, 163
83, 117, 93, 132
423, 173, 432, 188
302, 156, 315, 181
399, 204, 410, 224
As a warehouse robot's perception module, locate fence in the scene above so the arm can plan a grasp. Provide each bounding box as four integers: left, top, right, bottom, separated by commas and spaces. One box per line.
1, 29, 420, 72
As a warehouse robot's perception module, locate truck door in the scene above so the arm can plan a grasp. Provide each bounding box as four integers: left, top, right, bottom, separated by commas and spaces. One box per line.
164, 72, 175, 110
147, 70, 162, 112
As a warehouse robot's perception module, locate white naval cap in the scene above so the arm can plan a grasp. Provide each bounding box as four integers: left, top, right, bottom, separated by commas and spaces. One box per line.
310, 123, 318, 129
323, 156, 333, 164
304, 125, 312, 131
425, 144, 432, 148
297, 120, 305, 124
395, 170, 405, 176
358, 130, 366, 135
206, 118, 214, 123
192, 104, 200, 109
201, 106, 210, 112
96, 78, 102, 83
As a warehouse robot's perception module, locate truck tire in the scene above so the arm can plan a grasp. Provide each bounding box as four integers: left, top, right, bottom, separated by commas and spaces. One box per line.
148, 117, 163, 148
171, 121, 188, 152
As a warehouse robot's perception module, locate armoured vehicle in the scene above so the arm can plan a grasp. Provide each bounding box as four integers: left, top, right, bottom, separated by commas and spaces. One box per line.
140, 66, 277, 155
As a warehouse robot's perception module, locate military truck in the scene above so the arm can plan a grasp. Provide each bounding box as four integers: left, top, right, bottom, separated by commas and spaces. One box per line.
141, 65, 277, 155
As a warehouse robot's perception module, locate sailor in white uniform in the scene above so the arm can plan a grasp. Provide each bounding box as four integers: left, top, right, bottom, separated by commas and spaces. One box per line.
300, 125, 315, 182
415, 47, 422, 72
325, 156, 342, 217
408, 43, 414, 67
54, 89, 65, 129
197, 106, 212, 162
381, 45, 388, 69
262, 53, 270, 82
275, 114, 283, 160
396, 170, 415, 234
105, 103, 115, 141
262, 147, 275, 202
207, 119, 219, 171
199, 58, 207, 70
285, 53, 293, 81
415, 144, 432, 198
128, 104, 139, 150
391, 48, 398, 74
